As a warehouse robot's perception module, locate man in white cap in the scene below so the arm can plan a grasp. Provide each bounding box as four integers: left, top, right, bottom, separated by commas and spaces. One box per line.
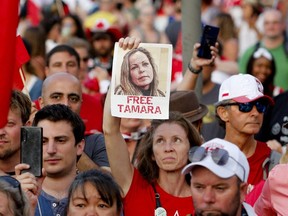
215, 74, 280, 201
182, 138, 256, 216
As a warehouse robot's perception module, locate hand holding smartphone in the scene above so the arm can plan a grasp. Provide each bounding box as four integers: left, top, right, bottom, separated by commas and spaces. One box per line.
20, 126, 43, 177
197, 25, 219, 59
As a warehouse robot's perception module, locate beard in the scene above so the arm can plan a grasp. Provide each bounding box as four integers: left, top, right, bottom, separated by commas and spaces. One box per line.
194, 189, 241, 216
0, 147, 18, 160
94, 46, 112, 58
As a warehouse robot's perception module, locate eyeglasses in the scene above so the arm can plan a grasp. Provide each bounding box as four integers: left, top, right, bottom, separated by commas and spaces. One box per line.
189, 146, 246, 181
224, 100, 268, 113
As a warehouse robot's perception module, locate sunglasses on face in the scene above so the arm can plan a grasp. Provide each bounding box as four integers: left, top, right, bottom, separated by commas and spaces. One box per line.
224, 100, 268, 113
189, 146, 246, 181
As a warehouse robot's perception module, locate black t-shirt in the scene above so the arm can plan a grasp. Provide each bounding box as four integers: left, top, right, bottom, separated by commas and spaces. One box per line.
256, 91, 288, 146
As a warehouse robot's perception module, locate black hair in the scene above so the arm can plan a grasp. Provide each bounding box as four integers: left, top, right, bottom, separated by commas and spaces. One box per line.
33, 104, 85, 144
46, 44, 80, 68
66, 169, 123, 214
247, 48, 276, 97
40, 15, 61, 36
61, 14, 86, 39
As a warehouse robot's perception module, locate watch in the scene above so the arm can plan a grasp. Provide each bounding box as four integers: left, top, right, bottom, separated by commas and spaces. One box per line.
188, 62, 202, 74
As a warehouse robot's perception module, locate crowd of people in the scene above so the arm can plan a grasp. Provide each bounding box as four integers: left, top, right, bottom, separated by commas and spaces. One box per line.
1, 0, 288, 215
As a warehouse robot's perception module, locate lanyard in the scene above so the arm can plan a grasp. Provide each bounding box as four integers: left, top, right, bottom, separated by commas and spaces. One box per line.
152, 184, 167, 216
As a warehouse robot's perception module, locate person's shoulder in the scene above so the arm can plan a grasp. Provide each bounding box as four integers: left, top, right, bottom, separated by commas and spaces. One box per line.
128, 168, 150, 191
269, 163, 288, 177
213, 83, 221, 91
242, 44, 257, 56
267, 164, 288, 190
255, 140, 275, 158
273, 90, 288, 103
256, 140, 271, 152
85, 133, 105, 144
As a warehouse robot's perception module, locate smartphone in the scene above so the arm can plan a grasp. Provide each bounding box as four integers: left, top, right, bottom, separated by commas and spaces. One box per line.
197, 25, 219, 59
20, 126, 43, 177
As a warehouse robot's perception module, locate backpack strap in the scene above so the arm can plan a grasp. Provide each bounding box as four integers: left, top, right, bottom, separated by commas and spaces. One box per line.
262, 150, 281, 180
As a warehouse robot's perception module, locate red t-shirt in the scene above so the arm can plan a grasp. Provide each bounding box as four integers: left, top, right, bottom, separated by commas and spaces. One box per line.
80, 93, 103, 134
124, 168, 193, 216
247, 141, 271, 186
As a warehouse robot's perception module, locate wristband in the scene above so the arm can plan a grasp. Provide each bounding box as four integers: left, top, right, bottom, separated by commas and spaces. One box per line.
188, 62, 202, 74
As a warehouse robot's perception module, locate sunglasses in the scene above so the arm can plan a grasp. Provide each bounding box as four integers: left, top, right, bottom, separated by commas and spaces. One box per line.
224, 100, 268, 113
189, 146, 246, 181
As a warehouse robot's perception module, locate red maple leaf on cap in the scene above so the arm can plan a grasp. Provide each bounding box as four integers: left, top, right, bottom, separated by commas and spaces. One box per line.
96, 21, 105, 29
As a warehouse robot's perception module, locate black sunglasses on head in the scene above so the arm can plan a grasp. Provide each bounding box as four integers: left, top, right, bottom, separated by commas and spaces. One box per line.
188, 146, 246, 181
223, 100, 268, 113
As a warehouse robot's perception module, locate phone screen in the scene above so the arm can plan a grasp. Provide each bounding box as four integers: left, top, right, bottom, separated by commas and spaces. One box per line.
197, 25, 219, 59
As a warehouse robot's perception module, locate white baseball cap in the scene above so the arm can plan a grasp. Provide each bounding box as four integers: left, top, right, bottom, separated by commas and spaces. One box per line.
182, 138, 250, 182
217, 74, 274, 105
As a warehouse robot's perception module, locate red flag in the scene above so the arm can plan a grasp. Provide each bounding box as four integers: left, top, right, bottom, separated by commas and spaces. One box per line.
13, 35, 30, 90
27, 0, 41, 26
15, 36, 30, 67
0, 0, 20, 127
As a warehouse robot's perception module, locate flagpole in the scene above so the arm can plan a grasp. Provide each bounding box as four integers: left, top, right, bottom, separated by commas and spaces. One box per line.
56, 0, 65, 17
19, 67, 31, 101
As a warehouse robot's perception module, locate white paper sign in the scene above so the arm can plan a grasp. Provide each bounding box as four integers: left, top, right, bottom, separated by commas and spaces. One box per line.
111, 43, 172, 119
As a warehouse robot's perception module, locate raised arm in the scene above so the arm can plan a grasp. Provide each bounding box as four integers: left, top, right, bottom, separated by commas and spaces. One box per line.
103, 88, 134, 196
103, 37, 141, 196
15, 163, 45, 216
177, 42, 218, 91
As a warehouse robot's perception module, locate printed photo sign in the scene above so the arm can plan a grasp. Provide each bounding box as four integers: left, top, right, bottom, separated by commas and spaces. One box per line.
111, 43, 172, 119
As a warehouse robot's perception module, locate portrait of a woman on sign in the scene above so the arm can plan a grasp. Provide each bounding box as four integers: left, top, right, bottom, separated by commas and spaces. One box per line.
114, 47, 166, 97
